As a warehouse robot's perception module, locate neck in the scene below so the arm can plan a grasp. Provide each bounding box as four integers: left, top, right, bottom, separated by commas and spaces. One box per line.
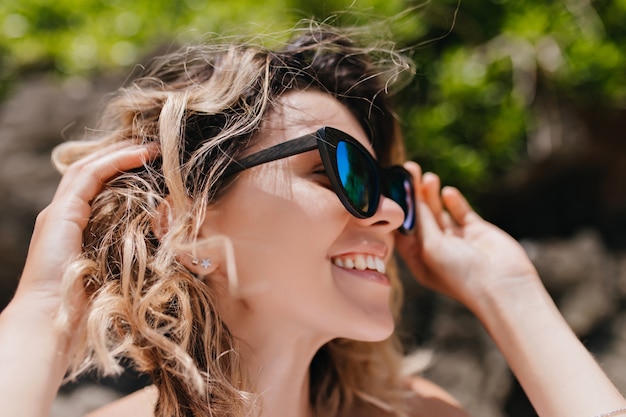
233, 321, 329, 417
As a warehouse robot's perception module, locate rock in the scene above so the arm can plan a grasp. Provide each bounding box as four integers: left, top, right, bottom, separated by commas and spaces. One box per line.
0, 73, 124, 308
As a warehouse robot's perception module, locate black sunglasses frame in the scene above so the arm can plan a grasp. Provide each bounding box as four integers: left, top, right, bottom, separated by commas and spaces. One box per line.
223, 126, 416, 234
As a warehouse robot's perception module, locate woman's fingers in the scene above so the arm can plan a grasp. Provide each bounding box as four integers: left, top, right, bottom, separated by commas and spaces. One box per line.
441, 186, 480, 227
403, 161, 422, 196
22, 142, 159, 290
421, 172, 449, 230
403, 162, 442, 238
400, 162, 450, 240
53, 143, 158, 206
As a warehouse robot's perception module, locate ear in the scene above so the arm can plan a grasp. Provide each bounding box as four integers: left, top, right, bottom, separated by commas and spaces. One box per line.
151, 196, 224, 277
186, 256, 219, 276
151, 196, 173, 241
184, 208, 223, 276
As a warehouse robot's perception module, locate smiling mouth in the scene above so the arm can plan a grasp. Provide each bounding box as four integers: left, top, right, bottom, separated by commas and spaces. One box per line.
331, 254, 386, 274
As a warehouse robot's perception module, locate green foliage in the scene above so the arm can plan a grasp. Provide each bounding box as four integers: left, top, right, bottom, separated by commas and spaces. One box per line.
394, 0, 626, 197
1, 0, 625, 198
0, 0, 408, 95
0, 0, 290, 76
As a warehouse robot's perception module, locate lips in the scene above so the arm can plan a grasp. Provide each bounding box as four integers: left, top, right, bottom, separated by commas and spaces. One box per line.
331, 254, 386, 274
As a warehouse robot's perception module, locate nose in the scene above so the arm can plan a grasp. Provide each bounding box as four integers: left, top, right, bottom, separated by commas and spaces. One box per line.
356, 195, 406, 233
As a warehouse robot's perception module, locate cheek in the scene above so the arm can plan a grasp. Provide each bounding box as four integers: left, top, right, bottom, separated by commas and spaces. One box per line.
217, 179, 342, 249
232, 177, 346, 242
216, 179, 348, 282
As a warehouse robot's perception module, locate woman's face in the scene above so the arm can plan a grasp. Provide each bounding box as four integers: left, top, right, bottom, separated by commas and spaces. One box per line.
202, 90, 405, 343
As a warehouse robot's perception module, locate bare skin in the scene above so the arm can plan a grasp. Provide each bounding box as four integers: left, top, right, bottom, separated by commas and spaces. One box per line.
85, 376, 469, 417
1, 93, 624, 417
198, 91, 402, 417
85, 160, 626, 417
397, 163, 626, 417
0, 143, 159, 417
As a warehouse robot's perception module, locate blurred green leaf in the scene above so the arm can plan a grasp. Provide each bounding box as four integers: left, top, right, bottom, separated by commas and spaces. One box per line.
1, 0, 625, 202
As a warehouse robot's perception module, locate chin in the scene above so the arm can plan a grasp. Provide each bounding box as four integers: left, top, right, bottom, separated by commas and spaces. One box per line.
345, 310, 396, 342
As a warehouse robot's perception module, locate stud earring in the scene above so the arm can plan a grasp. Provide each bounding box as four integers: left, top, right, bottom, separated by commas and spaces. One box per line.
200, 258, 212, 269
191, 257, 212, 269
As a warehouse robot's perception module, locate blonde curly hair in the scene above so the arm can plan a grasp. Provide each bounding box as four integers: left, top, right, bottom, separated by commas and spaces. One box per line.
53, 21, 415, 417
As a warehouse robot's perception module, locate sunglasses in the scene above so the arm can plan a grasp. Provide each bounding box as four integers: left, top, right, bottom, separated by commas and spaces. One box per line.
223, 126, 416, 234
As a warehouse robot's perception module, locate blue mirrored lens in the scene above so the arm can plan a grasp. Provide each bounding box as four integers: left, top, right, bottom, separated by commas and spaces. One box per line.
337, 141, 375, 214
387, 170, 415, 232
337, 139, 414, 232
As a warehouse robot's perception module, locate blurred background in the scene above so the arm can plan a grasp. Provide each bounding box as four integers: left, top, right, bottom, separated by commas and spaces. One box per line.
1, 0, 626, 416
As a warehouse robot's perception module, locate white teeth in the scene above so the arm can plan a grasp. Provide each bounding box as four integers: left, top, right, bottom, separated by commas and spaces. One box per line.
376, 257, 385, 273
332, 254, 386, 274
354, 255, 367, 270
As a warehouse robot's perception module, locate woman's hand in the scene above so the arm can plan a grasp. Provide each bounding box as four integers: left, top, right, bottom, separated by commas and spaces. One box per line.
396, 161, 626, 417
14, 142, 158, 316
0, 142, 157, 417
395, 161, 539, 313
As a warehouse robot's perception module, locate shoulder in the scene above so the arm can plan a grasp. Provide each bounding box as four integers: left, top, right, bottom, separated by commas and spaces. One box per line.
404, 375, 471, 417
85, 385, 157, 417
84, 378, 467, 417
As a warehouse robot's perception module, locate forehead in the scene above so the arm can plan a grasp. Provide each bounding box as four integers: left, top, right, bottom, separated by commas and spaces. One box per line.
255, 90, 375, 155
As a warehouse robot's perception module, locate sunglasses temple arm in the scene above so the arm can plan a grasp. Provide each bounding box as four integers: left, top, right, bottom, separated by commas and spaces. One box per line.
223, 134, 319, 176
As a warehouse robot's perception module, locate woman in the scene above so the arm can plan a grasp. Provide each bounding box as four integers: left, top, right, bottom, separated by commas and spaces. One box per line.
0, 23, 624, 417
